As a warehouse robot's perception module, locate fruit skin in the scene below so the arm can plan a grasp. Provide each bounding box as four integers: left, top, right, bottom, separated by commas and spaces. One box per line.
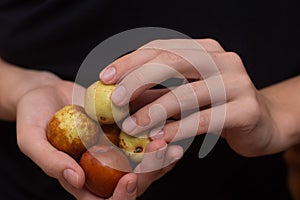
46, 105, 100, 159
80, 144, 132, 198
98, 123, 121, 146
84, 81, 129, 124
119, 131, 151, 163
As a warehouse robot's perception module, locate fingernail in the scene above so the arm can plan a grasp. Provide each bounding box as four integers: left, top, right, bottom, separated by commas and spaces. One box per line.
156, 148, 165, 160
63, 169, 79, 189
149, 129, 164, 140
126, 180, 137, 194
122, 117, 137, 133
100, 67, 116, 82
170, 156, 181, 164
112, 85, 126, 105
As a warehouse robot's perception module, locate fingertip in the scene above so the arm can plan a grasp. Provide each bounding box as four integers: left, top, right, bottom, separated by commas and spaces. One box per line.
124, 173, 138, 194
111, 84, 127, 106
145, 139, 167, 152
113, 173, 137, 199
60, 157, 86, 189
99, 66, 116, 84
164, 145, 184, 167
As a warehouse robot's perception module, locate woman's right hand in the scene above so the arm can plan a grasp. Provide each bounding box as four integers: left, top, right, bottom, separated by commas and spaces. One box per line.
99, 39, 300, 158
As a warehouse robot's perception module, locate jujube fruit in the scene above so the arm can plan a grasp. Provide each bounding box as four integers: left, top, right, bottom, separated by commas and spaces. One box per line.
79, 144, 132, 198
46, 105, 100, 159
84, 81, 129, 124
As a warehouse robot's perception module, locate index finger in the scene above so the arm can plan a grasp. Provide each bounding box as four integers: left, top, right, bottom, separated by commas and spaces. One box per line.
99, 39, 225, 85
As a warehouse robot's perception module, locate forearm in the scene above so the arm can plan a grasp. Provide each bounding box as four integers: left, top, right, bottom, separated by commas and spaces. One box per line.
0, 59, 26, 120
260, 75, 300, 148
0, 58, 61, 121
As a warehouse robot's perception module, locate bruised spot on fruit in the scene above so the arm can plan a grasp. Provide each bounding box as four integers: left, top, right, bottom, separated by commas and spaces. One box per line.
134, 146, 143, 153
120, 138, 126, 148
98, 123, 121, 146
118, 131, 151, 163
100, 116, 107, 122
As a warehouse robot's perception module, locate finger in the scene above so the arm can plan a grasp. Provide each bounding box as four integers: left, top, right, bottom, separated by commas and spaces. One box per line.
129, 88, 170, 113
142, 39, 225, 78
111, 62, 181, 106
16, 104, 85, 189
142, 39, 225, 53
100, 39, 224, 87
150, 98, 260, 145
134, 141, 183, 196
17, 128, 86, 189
134, 139, 183, 174
121, 76, 228, 135
196, 38, 226, 53
134, 139, 167, 173
141, 40, 227, 79
59, 170, 138, 200
111, 173, 138, 200
110, 48, 226, 107
149, 103, 229, 143
100, 48, 159, 84
59, 178, 103, 200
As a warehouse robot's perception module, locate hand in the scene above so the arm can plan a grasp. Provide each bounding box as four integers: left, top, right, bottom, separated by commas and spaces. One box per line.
14, 67, 182, 199
99, 38, 287, 157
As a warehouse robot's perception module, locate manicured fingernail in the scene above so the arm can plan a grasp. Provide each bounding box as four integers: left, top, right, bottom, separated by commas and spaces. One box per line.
149, 129, 164, 140
63, 169, 79, 188
122, 117, 137, 133
126, 180, 137, 194
112, 85, 126, 105
100, 67, 116, 82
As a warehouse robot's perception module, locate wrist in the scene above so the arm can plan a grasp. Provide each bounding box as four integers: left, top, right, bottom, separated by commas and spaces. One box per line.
0, 59, 61, 120
260, 86, 300, 150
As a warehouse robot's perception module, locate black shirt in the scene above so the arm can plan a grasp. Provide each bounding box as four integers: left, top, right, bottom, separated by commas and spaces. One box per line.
0, 0, 299, 199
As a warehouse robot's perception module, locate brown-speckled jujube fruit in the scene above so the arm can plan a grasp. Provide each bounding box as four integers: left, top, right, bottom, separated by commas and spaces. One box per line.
47, 105, 100, 159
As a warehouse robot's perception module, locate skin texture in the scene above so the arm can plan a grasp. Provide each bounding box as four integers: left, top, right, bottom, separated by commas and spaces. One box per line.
0, 58, 183, 200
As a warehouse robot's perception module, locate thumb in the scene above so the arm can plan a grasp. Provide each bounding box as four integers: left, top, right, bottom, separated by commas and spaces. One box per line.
17, 126, 85, 189
111, 173, 138, 200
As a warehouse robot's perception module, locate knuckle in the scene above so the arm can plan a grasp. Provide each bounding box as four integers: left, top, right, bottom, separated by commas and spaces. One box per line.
203, 38, 221, 47
199, 111, 210, 129
144, 39, 165, 49
224, 51, 244, 67
164, 122, 180, 141
241, 97, 261, 123
157, 51, 181, 64
135, 110, 151, 127
241, 76, 254, 90
131, 69, 147, 85
114, 56, 130, 67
